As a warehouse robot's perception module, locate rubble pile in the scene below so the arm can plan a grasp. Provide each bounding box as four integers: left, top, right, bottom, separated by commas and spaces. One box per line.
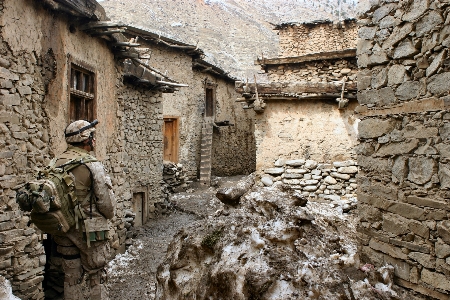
262, 159, 358, 205
155, 182, 409, 299
162, 162, 188, 198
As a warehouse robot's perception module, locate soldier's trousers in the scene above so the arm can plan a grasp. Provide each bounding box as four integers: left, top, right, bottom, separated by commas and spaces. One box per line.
53, 227, 111, 300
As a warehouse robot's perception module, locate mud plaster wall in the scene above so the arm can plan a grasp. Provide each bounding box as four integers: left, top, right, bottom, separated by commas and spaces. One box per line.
132, 39, 255, 179
254, 100, 359, 172
357, 0, 450, 297
277, 21, 357, 58
0, 1, 133, 298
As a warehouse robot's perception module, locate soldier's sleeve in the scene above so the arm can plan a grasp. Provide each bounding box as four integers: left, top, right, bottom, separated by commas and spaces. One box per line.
87, 161, 116, 219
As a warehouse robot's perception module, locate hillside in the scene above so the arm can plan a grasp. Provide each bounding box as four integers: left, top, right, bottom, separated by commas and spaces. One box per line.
100, 0, 358, 80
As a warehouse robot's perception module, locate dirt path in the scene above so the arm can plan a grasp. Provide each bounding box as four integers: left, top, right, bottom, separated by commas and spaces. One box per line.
107, 177, 238, 299
107, 210, 200, 299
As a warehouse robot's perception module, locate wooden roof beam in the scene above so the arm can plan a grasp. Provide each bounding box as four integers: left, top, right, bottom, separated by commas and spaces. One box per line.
235, 81, 356, 94
255, 49, 356, 66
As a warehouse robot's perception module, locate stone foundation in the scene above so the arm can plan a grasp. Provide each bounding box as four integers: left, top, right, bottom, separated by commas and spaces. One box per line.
261, 159, 357, 203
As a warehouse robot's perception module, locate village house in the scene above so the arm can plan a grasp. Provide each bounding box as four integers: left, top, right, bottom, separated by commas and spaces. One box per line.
236, 19, 360, 202
356, 0, 450, 298
121, 26, 256, 188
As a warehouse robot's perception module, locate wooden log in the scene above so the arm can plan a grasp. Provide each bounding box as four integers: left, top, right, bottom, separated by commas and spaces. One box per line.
236, 93, 357, 102
112, 42, 141, 47
89, 29, 125, 36
235, 81, 357, 94
215, 174, 255, 206
79, 21, 127, 31
255, 48, 356, 65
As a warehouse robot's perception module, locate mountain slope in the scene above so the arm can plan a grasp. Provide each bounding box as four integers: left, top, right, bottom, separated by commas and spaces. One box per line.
101, 0, 357, 79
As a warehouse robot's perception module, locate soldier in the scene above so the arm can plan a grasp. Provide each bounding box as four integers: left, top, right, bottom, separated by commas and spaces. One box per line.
52, 120, 116, 300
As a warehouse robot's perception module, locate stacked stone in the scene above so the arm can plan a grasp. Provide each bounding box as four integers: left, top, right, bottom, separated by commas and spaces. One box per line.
0, 17, 51, 298
162, 162, 188, 195
261, 159, 358, 201
267, 58, 358, 84
357, 0, 450, 297
277, 21, 358, 58
116, 84, 164, 249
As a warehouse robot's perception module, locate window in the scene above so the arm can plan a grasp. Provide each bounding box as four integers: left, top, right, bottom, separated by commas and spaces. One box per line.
204, 83, 216, 118
69, 63, 96, 122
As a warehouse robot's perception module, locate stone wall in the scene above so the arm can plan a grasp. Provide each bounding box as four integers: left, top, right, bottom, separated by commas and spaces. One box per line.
357, 0, 450, 297
277, 20, 357, 58
211, 77, 256, 176
0, 1, 160, 298
254, 100, 359, 172
266, 58, 358, 85
131, 38, 256, 179
261, 159, 357, 206
115, 80, 163, 238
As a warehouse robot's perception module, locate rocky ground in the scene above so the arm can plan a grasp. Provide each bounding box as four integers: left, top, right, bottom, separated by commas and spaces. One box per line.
107, 175, 426, 300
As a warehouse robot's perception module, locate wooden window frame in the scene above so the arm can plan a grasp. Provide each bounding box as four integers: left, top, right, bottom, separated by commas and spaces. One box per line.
67, 56, 97, 123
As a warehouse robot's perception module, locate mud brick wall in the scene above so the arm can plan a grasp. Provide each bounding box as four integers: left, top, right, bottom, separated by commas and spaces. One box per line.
357, 0, 450, 297
277, 20, 357, 58
254, 99, 359, 172
266, 57, 358, 86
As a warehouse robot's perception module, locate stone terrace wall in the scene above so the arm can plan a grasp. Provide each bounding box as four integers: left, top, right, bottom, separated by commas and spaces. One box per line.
357, 0, 450, 297
261, 159, 358, 207
277, 20, 357, 58
266, 57, 358, 85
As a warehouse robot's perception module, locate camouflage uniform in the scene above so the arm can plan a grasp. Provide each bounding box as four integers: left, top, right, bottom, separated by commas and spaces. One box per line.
52, 121, 116, 300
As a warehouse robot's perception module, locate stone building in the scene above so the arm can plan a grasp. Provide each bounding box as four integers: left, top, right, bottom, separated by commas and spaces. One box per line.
357, 0, 450, 298
0, 0, 183, 298
237, 19, 359, 200
123, 26, 256, 185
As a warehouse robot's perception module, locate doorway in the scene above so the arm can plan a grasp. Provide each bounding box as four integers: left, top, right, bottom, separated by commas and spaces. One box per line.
132, 192, 145, 227
163, 117, 179, 163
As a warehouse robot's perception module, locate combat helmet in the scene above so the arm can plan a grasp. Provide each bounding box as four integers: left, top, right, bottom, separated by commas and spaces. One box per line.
64, 119, 98, 144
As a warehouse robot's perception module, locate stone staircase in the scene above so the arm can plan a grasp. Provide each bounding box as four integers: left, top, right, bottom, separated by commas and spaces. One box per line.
199, 118, 213, 185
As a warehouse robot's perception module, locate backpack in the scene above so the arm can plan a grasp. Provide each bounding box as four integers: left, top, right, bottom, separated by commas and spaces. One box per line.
15, 154, 97, 235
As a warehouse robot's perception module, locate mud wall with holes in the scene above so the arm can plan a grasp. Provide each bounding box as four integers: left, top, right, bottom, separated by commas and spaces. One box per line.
0, 1, 133, 298
130, 38, 255, 180
254, 99, 359, 173
356, 0, 450, 297
277, 20, 357, 58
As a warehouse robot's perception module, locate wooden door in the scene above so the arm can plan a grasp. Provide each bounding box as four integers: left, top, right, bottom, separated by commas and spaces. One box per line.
132, 192, 143, 227
163, 118, 178, 162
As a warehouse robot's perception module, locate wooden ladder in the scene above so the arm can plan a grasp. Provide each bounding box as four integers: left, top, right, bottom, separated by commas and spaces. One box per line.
199, 118, 213, 185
